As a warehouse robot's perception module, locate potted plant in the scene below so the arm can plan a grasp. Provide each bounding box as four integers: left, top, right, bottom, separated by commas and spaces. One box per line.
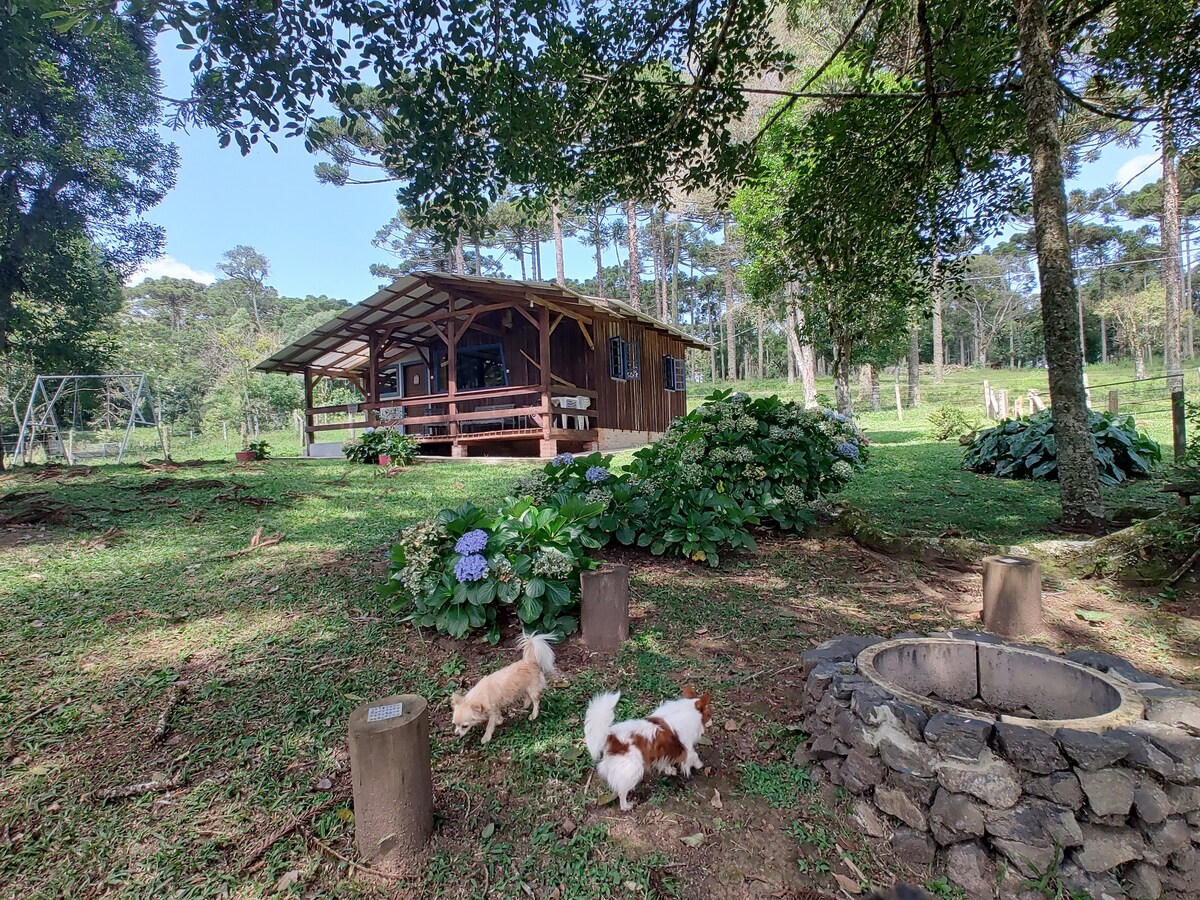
236, 440, 270, 463
343, 427, 420, 466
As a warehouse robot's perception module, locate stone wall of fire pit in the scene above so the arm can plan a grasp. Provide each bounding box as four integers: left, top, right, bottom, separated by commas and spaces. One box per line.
797, 632, 1200, 900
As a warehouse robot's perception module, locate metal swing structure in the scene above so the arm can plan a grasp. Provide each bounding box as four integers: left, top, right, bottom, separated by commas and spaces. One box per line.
13, 374, 168, 465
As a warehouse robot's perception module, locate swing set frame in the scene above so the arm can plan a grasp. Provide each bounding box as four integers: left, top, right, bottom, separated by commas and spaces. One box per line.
13, 374, 168, 465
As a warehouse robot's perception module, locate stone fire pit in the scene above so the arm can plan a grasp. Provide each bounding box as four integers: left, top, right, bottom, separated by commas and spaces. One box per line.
798, 631, 1200, 899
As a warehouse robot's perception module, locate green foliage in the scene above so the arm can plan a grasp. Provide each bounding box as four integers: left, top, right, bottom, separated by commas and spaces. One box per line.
1187, 402, 1200, 469
381, 497, 603, 641
513, 392, 867, 568
0, 1, 177, 351
928, 404, 978, 442
343, 427, 420, 465
963, 410, 1161, 486
246, 440, 271, 460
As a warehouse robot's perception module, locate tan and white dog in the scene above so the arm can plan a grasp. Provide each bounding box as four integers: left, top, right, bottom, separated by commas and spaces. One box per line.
450, 632, 558, 744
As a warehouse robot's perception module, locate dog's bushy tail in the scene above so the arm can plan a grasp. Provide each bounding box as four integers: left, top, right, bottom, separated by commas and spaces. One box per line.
518, 631, 557, 675
584, 691, 621, 761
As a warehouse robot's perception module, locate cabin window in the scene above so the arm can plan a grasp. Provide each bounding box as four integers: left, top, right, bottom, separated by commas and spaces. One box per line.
378, 364, 400, 398
608, 337, 641, 381
433, 343, 508, 392
662, 356, 685, 391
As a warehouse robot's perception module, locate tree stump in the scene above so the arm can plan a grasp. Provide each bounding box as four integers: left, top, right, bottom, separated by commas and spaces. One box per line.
981, 556, 1042, 638
347, 694, 434, 869
581, 563, 630, 652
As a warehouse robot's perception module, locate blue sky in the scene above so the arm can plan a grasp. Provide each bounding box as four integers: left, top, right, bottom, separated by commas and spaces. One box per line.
133, 38, 1162, 302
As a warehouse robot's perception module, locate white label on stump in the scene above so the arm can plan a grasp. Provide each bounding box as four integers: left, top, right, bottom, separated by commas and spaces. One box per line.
367, 702, 405, 722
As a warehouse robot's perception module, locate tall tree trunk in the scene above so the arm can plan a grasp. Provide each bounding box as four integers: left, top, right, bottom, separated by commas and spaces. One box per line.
1099, 313, 1107, 363
1162, 107, 1184, 381
958, 333, 965, 366
473, 236, 483, 276
833, 340, 854, 419
869, 365, 881, 411
552, 200, 566, 286
907, 325, 920, 407
722, 213, 736, 382
594, 205, 605, 299
1015, 0, 1105, 531
757, 310, 765, 379
1009, 320, 1016, 368
651, 212, 663, 318
454, 232, 466, 275
709, 305, 718, 382
517, 238, 527, 280
932, 239, 944, 383
626, 201, 640, 310
532, 233, 542, 281
670, 217, 681, 324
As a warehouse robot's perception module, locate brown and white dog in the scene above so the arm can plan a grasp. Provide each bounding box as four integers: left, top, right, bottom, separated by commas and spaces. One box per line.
584, 687, 713, 811
450, 632, 557, 744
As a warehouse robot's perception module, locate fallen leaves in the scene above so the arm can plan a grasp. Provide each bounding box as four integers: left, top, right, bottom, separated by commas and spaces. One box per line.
679, 832, 705, 848
710, 789, 723, 809
220, 526, 285, 558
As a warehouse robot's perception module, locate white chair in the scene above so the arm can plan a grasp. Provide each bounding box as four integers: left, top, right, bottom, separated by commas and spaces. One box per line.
555, 396, 578, 429
573, 395, 592, 430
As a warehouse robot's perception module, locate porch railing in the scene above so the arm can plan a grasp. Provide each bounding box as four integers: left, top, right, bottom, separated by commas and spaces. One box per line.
303, 384, 597, 441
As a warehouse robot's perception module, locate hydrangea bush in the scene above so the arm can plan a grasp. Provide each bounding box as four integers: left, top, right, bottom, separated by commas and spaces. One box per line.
380, 496, 603, 641
343, 427, 420, 464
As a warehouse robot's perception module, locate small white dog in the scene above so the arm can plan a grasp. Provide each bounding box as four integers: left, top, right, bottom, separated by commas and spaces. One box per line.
584, 687, 713, 811
450, 632, 558, 744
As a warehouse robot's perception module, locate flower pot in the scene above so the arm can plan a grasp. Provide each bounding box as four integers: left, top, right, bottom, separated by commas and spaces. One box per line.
378, 455, 392, 466
235, 451, 257, 462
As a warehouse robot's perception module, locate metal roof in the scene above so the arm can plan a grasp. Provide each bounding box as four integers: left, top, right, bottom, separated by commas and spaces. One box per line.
255, 271, 710, 377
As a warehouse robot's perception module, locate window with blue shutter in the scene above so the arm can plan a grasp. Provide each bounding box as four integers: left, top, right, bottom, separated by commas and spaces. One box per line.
609, 337, 641, 380
662, 356, 686, 391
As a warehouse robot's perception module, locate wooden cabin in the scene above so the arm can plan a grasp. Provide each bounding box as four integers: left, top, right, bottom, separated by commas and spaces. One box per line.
256, 272, 709, 458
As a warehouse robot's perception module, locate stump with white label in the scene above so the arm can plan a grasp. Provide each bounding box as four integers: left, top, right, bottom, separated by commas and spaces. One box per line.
981, 555, 1042, 639
347, 694, 433, 869
581, 562, 629, 653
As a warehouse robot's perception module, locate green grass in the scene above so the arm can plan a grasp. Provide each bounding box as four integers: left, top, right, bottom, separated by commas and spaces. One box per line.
690, 361, 1188, 543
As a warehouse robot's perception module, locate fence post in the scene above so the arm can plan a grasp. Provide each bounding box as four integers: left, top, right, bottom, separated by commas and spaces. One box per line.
998, 389, 1009, 419
1015, 396, 1024, 417
1108, 390, 1119, 415
1172, 389, 1186, 462
983, 379, 991, 419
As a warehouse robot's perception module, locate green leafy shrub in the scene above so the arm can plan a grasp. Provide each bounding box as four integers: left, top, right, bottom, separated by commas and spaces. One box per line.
927, 404, 978, 442
245, 439, 271, 460
343, 427, 420, 464
513, 391, 867, 566
962, 410, 1161, 485
380, 496, 603, 641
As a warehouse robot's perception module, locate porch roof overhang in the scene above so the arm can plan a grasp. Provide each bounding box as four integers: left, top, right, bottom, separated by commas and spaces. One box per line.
254, 271, 710, 379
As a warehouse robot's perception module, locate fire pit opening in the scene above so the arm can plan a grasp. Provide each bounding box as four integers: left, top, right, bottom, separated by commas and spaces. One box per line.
857, 637, 1142, 728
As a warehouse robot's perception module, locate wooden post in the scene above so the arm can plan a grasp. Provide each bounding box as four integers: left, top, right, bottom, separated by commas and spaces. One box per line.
539, 304, 552, 440
581, 563, 630, 652
998, 389, 1009, 419
1172, 389, 1186, 462
447, 315, 460, 455
1107, 389, 1119, 416
302, 369, 314, 456
367, 333, 380, 426
981, 555, 1042, 639
347, 695, 434, 869
1014, 396, 1024, 417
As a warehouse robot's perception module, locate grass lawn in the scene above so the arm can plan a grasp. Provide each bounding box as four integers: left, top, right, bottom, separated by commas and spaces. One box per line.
1, 363, 1196, 898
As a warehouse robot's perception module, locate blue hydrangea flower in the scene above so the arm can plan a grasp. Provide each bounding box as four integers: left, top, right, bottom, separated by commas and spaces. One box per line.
363, 426, 376, 434
823, 408, 847, 423
454, 529, 488, 555
585, 466, 610, 484
551, 452, 575, 467
835, 440, 860, 461
453, 554, 489, 583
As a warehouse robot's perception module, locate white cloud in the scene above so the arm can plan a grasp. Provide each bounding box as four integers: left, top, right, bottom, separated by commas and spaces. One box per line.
127, 255, 217, 286
1114, 152, 1160, 191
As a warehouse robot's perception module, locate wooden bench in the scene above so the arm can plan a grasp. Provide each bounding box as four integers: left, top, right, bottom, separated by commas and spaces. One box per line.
1162, 481, 1200, 505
